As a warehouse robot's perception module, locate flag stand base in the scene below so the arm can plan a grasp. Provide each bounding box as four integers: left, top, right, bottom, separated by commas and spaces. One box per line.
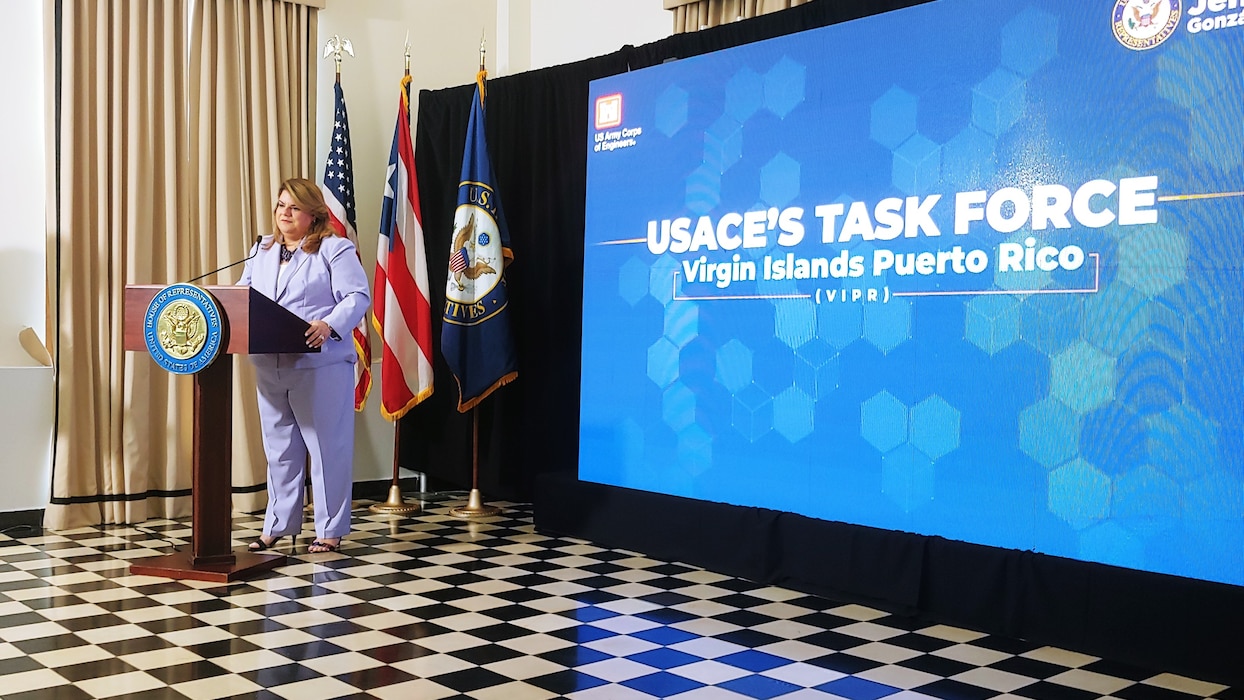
450, 489, 501, 518
369, 485, 421, 516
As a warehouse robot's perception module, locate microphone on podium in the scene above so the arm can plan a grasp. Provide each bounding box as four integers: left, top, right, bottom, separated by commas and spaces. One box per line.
187, 235, 264, 284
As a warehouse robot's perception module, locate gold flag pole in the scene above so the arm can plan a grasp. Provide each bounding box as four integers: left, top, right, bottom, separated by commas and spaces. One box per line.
370, 34, 421, 517
307, 34, 357, 514
450, 407, 501, 518
369, 424, 420, 515
451, 32, 502, 520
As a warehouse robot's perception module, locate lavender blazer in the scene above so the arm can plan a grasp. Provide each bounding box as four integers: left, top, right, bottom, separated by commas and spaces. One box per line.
237, 234, 370, 370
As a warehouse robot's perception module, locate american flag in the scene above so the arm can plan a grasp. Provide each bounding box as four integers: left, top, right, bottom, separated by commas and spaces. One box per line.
321, 80, 372, 411
449, 248, 468, 274
374, 74, 435, 420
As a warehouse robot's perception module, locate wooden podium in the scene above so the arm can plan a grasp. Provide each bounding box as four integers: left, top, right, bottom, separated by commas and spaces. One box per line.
123, 285, 315, 582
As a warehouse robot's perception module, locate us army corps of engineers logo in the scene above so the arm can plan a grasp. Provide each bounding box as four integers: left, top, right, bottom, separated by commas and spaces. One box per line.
144, 283, 224, 374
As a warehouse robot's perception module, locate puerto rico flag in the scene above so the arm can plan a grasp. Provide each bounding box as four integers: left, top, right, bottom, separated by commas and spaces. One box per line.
374, 74, 435, 420
321, 79, 372, 411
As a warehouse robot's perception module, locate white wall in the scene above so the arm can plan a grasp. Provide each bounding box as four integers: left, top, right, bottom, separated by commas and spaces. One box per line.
316, 0, 670, 483
0, 0, 52, 513
2, 1, 48, 368
526, 0, 670, 72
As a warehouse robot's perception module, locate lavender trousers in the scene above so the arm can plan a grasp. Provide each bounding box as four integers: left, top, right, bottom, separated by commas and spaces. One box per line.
254, 360, 354, 540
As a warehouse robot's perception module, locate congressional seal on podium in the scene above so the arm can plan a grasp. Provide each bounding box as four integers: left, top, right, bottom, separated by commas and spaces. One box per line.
143, 283, 225, 375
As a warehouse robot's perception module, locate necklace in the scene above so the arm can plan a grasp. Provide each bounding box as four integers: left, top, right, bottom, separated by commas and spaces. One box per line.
279, 245, 296, 263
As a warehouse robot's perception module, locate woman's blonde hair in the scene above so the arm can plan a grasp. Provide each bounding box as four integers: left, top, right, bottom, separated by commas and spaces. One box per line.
265, 177, 337, 254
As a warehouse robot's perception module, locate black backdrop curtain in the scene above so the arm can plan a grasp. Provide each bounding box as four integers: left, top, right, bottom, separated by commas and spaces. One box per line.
407, 0, 929, 500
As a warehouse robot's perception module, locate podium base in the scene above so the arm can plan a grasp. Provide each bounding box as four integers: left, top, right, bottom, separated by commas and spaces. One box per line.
128, 550, 287, 583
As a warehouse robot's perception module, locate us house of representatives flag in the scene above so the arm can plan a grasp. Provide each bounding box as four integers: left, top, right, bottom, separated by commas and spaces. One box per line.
441, 72, 517, 412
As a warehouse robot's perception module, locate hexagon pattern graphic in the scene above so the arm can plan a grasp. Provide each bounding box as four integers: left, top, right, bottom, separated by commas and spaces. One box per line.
725, 67, 764, 122
764, 56, 806, 118
665, 302, 700, 349
910, 396, 961, 461
882, 444, 935, 513
1021, 295, 1083, 356
752, 339, 797, 396
732, 383, 773, 442
654, 85, 689, 137
794, 339, 839, 399
863, 299, 912, 354
1082, 284, 1151, 356
1000, 7, 1058, 77
1117, 225, 1189, 298
965, 294, 1021, 355
870, 86, 918, 150
773, 387, 814, 443
862, 391, 908, 454
942, 126, 997, 189
649, 254, 680, 305
1049, 458, 1111, 530
972, 68, 1026, 136
892, 134, 941, 195
817, 298, 864, 350
760, 153, 801, 207
619, 257, 650, 307
678, 424, 714, 476
1019, 396, 1080, 469
1051, 341, 1115, 414
715, 339, 754, 394
774, 298, 816, 349
705, 115, 745, 174
647, 338, 680, 390
663, 381, 697, 432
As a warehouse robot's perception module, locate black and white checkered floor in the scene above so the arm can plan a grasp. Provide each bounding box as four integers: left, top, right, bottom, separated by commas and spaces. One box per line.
0, 498, 1237, 700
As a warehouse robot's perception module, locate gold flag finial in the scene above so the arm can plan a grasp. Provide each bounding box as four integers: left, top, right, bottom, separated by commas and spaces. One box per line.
404, 31, 411, 74
322, 34, 355, 77
479, 29, 486, 72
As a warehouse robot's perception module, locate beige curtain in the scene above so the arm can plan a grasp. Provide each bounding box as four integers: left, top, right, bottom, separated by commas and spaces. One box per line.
47, 1, 192, 530
188, 0, 319, 516
46, 0, 319, 529
667, 0, 814, 32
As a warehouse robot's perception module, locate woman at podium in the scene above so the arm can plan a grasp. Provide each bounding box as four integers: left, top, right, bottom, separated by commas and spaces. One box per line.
238, 177, 371, 554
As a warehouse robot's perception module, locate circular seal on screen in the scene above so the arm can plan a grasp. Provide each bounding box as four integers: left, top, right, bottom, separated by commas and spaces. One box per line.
143, 284, 224, 375
1112, 0, 1181, 50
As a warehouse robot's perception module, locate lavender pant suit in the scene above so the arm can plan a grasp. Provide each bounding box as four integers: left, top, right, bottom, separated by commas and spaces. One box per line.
238, 235, 370, 541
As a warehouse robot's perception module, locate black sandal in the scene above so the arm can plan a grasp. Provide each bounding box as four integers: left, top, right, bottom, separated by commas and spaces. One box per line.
308, 539, 341, 553
248, 535, 284, 551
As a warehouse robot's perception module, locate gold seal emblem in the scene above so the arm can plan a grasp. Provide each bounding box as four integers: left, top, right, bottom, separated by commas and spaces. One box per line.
157, 301, 208, 359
